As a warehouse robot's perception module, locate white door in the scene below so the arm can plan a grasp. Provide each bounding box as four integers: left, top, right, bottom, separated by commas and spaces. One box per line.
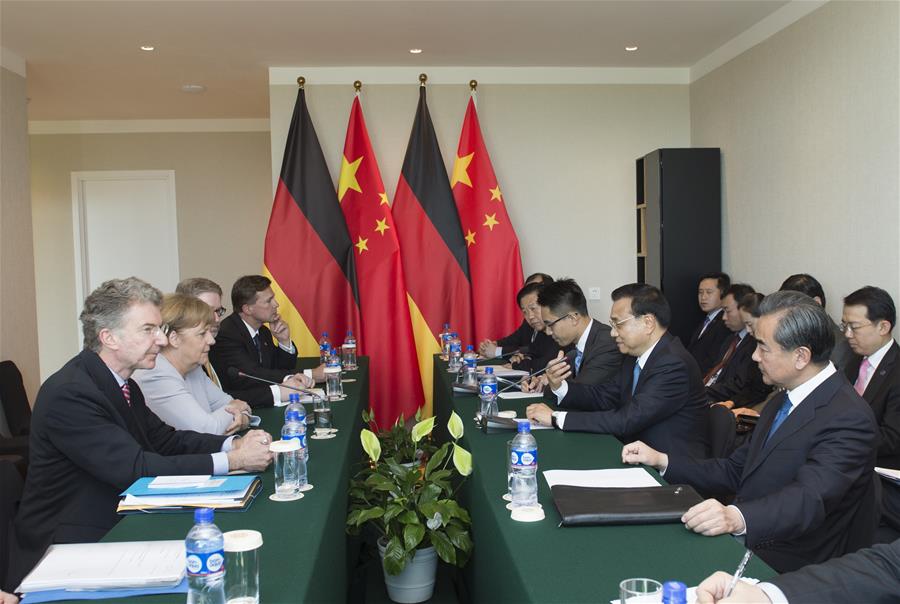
72, 170, 180, 320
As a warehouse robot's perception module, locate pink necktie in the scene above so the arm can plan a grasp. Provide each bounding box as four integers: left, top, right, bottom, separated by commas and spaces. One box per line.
121, 382, 132, 407
854, 358, 872, 396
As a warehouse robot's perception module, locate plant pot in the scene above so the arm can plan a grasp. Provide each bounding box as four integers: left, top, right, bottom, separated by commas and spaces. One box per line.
377, 537, 438, 603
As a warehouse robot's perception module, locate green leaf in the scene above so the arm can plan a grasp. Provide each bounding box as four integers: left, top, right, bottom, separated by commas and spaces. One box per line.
443, 500, 471, 524
346, 509, 362, 527
417, 483, 442, 505
429, 530, 456, 565
424, 443, 449, 478
383, 503, 404, 524
414, 407, 423, 422
397, 510, 419, 524
448, 411, 464, 440
403, 523, 426, 551
355, 506, 385, 526
452, 443, 473, 476
446, 523, 473, 554
418, 500, 441, 519
382, 536, 408, 576
360, 429, 381, 463
364, 473, 395, 492
411, 416, 436, 443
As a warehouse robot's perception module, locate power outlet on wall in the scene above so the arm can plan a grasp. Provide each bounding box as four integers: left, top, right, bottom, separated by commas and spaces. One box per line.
588, 287, 602, 300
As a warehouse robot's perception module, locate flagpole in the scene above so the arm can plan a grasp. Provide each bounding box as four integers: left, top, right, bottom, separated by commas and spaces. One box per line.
354, 80, 362, 98
419, 73, 427, 87
297, 76, 305, 89
470, 79, 478, 109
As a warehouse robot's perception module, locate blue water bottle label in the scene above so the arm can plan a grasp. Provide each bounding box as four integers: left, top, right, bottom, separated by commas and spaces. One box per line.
450, 343, 461, 352
186, 549, 225, 576
511, 448, 537, 467
480, 382, 498, 396
285, 433, 306, 448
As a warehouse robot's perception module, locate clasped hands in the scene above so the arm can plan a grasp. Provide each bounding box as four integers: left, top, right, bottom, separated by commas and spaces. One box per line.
227, 429, 274, 472
223, 399, 252, 434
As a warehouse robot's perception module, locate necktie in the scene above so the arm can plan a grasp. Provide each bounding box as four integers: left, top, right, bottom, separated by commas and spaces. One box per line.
703, 333, 741, 385
698, 315, 712, 338
121, 382, 132, 407
252, 333, 262, 364
765, 393, 792, 445
854, 358, 872, 396
631, 362, 641, 395
574, 349, 583, 375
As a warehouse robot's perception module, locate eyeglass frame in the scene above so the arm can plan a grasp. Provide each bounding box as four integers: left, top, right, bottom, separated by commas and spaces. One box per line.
610, 314, 640, 329
213, 306, 227, 318
840, 320, 873, 334
544, 312, 577, 331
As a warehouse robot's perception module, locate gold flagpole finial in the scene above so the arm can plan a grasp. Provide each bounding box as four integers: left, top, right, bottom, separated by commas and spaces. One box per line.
419, 73, 428, 87
469, 80, 478, 92
353, 80, 362, 92
297, 76, 306, 89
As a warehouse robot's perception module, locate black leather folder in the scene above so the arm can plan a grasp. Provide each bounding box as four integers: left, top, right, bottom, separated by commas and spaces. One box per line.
550, 484, 703, 526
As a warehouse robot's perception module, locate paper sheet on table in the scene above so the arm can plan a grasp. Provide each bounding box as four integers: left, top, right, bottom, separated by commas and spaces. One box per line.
498, 391, 545, 400
22, 578, 188, 603
478, 366, 529, 378
148, 475, 210, 487
543, 468, 660, 489
18, 541, 184, 593
274, 388, 325, 406
609, 578, 759, 603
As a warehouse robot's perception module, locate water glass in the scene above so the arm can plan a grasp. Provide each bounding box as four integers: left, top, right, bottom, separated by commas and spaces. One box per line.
223, 530, 262, 604
270, 439, 301, 497
506, 440, 514, 499
619, 578, 662, 603
315, 405, 333, 430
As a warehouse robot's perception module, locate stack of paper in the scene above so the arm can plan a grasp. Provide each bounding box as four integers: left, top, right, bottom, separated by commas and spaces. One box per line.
117, 474, 261, 513
477, 366, 529, 378
274, 388, 325, 407
18, 540, 187, 602
543, 468, 661, 489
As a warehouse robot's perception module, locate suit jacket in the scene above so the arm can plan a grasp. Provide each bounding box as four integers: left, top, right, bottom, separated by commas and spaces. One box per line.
497, 319, 533, 352
666, 371, 878, 572
771, 538, 900, 603
510, 329, 561, 374
559, 332, 709, 458
844, 341, 900, 468
705, 332, 772, 408
688, 310, 731, 376
10, 350, 227, 588
208, 312, 298, 408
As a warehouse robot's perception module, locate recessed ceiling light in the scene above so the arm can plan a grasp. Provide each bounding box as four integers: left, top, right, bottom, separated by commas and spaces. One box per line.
409, 48, 423, 54
625, 45, 638, 52
181, 84, 206, 93
140, 45, 155, 52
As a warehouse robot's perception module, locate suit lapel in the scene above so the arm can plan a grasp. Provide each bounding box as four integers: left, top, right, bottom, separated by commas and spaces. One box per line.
577, 321, 598, 375
630, 333, 671, 397
81, 350, 150, 448
864, 341, 899, 401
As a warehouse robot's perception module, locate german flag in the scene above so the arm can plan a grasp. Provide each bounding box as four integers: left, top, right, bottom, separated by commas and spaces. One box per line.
393, 82, 473, 416
338, 94, 424, 422
264, 83, 360, 355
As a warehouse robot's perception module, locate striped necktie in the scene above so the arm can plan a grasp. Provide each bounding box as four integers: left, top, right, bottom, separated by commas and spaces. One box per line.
121, 382, 132, 407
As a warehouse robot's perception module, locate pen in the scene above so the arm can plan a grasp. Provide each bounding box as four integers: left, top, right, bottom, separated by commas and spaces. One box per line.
724, 549, 753, 598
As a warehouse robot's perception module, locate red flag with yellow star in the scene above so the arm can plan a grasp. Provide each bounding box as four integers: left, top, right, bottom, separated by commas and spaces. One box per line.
338, 95, 424, 422
452, 96, 524, 344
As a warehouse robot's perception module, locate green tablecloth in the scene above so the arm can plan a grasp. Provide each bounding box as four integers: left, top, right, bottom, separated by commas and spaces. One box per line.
58, 358, 369, 604
433, 356, 775, 603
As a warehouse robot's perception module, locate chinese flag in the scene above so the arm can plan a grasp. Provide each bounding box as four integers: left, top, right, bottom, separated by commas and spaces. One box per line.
452, 96, 524, 343
264, 86, 360, 355
393, 86, 473, 416
338, 95, 424, 423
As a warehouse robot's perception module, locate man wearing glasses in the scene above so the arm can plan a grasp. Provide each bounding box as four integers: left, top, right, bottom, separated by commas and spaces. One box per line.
526, 283, 709, 459
9, 278, 273, 590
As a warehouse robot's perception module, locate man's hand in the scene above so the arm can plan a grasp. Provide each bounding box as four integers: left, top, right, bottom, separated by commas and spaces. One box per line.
278, 374, 313, 400
478, 339, 498, 358
269, 314, 291, 346
714, 400, 735, 410
545, 351, 572, 390
509, 352, 526, 365
526, 403, 554, 427
733, 407, 760, 419
682, 499, 745, 536
227, 429, 273, 472
0, 590, 20, 604
520, 374, 548, 393
621, 440, 668, 470
696, 571, 771, 603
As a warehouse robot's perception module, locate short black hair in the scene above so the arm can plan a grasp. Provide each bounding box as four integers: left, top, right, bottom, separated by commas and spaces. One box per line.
758, 291, 834, 364
232, 275, 272, 311
516, 282, 544, 307
611, 283, 671, 328
738, 292, 765, 316
699, 272, 731, 296
724, 283, 755, 304
525, 272, 553, 285
537, 278, 588, 316
780, 273, 826, 308
844, 286, 896, 330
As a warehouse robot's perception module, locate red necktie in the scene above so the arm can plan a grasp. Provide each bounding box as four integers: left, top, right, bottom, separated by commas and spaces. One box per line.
121, 382, 132, 407
704, 334, 740, 385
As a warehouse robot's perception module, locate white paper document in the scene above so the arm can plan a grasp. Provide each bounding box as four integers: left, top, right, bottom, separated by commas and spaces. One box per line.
498, 391, 544, 400
542, 468, 660, 489
274, 388, 325, 407
148, 475, 223, 489
479, 366, 529, 378
19, 540, 185, 593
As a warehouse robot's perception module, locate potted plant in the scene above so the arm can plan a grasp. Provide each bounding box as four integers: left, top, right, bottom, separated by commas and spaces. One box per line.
347, 409, 473, 604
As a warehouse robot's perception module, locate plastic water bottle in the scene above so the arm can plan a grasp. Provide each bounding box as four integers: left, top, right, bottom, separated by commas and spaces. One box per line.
462, 345, 478, 387
318, 332, 331, 364
448, 333, 462, 371
284, 392, 306, 423
341, 330, 358, 370
479, 366, 499, 417
325, 346, 343, 401
662, 581, 688, 604
281, 410, 309, 479
510, 421, 538, 508
440, 323, 452, 360
186, 508, 225, 604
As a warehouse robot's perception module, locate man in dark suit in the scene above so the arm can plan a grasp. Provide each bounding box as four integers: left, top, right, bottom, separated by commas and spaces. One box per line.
209, 275, 318, 408
842, 285, 900, 542
8, 278, 272, 591
478, 272, 552, 358
527, 283, 708, 458
623, 291, 878, 573
706, 284, 772, 409
688, 272, 733, 375
696, 538, 900, 603
490, 282, 560, 374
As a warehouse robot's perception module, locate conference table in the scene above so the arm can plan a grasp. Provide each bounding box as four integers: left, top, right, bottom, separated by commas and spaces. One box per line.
432, 356, 776, 603
60, 357, 370, 604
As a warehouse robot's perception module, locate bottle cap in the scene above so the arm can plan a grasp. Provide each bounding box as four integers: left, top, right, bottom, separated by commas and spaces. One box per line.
288, 393, 300, 402
485, 367, 494, 374
194, 507, 214, 523
223, 529, 263, 552
662, 581, 687, 603
346, 330, 353, 336
323, 331, 328, 337
516, 419, 531, 433
466, 345, 474, 350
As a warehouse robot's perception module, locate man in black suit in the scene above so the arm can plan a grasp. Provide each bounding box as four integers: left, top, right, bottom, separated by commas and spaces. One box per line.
527, 283, 708, 458
209, 275, 318, 408
489, 282, 560, 374
688, 272, 733, 375
478, 272, 552, 358
706, 284, 772, 409
623, 291, 878, 573
696, 538, 900, 603
8, 278, 272, 591
842, 285, 900, 541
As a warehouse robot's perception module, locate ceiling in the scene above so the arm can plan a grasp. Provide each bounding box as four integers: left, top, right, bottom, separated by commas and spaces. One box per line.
1, 0, 792, 120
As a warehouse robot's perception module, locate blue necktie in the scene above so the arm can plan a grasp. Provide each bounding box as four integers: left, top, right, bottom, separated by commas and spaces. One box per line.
765, 393, 792, 445
574, 349, 583, 375
631, 362, 641, 395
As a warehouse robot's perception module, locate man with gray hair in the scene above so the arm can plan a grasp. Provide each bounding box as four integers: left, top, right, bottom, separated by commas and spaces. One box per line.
622, 290, 878, 573
9, 277, 273, 590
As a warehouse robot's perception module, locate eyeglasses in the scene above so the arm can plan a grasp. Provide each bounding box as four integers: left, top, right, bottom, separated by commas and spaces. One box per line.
213, 307, 227, 318
544, 313, 575, 331
840, 321, 872, 333
142, 324, 170, 337
610, 315, 639, 328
